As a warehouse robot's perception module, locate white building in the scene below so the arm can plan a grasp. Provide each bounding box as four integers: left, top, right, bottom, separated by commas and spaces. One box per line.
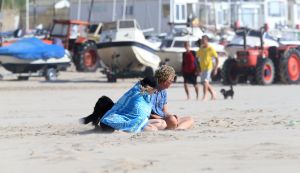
18, 0, 300, 32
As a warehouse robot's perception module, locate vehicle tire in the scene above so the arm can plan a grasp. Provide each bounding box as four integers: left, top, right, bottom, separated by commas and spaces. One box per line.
221, 58, 238, 85
212, 68, 222, 82
45, 68, 57, 81
107, 73, 117, 83
74, 41, 99, 72
17, 76, 29, 81
255, 58, 275, 85
279, 48, 300, 84
268, 46, 281, 82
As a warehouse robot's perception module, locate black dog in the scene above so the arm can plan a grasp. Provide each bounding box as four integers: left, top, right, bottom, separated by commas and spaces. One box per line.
80, 96, 114, 126
220, 85, 234, 99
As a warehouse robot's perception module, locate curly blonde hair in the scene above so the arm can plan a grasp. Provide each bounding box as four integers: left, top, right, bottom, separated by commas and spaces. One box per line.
155, 65, 176, 83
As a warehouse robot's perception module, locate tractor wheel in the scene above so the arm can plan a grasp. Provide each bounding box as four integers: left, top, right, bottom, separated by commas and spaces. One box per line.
221, 58, 238, 85
73, 41, 99, 72
255, 58, 275, 85
268, 46, 280, 82
212, 68, 222, 82
279, 48, 300, 84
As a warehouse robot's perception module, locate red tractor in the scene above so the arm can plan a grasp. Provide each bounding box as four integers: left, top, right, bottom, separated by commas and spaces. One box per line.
48, 19, 101, 72
222, 26, 300, 85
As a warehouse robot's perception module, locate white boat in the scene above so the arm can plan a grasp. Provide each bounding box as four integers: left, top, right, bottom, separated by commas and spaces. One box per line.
157, 27, 228, 77
97, 19, 160, 82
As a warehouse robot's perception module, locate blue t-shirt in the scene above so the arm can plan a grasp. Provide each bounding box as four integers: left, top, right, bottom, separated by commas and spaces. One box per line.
151, 89, 167, 118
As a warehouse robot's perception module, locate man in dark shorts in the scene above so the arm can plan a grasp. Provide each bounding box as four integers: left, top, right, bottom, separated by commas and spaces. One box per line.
182, 41, 199, 100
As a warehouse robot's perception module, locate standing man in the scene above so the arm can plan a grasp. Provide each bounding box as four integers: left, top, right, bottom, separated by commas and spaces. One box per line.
150, 65, 194, 130
182, 41, 199, 100
196, 35, 219, 101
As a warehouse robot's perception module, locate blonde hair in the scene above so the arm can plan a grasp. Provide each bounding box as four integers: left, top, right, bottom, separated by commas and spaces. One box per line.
155, 65, 176, 83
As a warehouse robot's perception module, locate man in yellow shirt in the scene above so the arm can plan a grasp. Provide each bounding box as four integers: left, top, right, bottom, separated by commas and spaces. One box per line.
196, 35, 219, 100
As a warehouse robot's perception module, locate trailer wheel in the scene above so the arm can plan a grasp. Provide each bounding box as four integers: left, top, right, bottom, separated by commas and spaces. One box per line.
107, 73, 117, 83
255, 58, 275, 85
17, 76, 29, 81
221, 58, 238, 85
74, 41, 99, 72
45, 68, 57, 81
279, 48, 300, 84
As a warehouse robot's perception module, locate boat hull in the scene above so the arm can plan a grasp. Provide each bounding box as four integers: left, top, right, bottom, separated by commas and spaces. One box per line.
97, 41, 160, 77
0, 54, 71, 73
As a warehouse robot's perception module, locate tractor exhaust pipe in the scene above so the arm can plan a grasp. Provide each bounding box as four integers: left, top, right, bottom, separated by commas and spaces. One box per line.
243, 30, 247, 50
260, 28, 264, 50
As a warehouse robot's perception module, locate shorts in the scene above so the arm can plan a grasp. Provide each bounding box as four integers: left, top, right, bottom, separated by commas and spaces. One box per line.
200, 70, 212, 83
183, 73, 197, 85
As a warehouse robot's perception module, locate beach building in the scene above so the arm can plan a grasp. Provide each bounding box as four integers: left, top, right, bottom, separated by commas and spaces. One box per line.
1, 0, 300, 32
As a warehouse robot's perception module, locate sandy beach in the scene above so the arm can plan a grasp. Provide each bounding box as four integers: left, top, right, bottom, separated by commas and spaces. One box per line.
0, 68, 300, 173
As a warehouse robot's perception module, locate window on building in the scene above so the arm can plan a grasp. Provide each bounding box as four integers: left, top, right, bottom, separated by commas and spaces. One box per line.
297, 5, 300, 20
175, 4, 186, 22
268, 1, 285, 17
126, 5, 134, 16
163, 4, 170, 17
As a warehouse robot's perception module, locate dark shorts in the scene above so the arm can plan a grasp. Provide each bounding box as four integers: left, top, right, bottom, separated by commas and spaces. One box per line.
183, 73, 197, 85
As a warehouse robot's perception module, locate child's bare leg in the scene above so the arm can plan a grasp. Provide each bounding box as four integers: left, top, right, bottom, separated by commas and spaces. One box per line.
176, 116, 194, 130
148, 119, 167, 130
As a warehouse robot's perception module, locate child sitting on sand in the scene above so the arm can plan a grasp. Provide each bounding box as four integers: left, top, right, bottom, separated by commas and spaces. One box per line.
100, 76, 167, 133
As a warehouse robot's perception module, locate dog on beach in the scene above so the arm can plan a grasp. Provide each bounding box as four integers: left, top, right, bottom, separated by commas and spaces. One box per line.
80, 96, 114, 126
220, 85, 234, 99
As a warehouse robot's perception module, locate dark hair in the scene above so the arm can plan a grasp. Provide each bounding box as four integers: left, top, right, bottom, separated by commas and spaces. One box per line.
202, 35, 209, 40
140, 76, 158, 88
197, 38, 202, 46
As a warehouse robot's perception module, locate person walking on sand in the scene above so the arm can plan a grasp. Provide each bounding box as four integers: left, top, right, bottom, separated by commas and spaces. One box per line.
150, 65, 194, 130
182, 41, 199, 100
196, 35, 219, 101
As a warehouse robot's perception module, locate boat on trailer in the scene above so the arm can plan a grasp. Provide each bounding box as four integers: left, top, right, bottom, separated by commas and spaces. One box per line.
97, 19, 160, 82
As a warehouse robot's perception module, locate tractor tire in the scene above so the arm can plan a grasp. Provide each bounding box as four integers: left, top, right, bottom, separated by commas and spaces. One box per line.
255, 58, 275, 85
212, 68, 222, 82
221, 58, 238, 85
279, 48, 300, 84
268, 46, 280, 82
73, 41, 99, 72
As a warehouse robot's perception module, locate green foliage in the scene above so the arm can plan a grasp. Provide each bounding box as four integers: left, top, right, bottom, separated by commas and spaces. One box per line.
1, 0, 28, 10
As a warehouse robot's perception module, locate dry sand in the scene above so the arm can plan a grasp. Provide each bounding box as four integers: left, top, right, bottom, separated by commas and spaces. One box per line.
0, 69, 300, 173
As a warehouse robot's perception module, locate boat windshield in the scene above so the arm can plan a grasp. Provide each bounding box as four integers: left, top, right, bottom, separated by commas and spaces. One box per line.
119, 20, 135, 29
160, 40, 173, 48
51, 23, 68, 37
173, 41, 185, 48
102, 22, 117, 31
191, 41, 199, 48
